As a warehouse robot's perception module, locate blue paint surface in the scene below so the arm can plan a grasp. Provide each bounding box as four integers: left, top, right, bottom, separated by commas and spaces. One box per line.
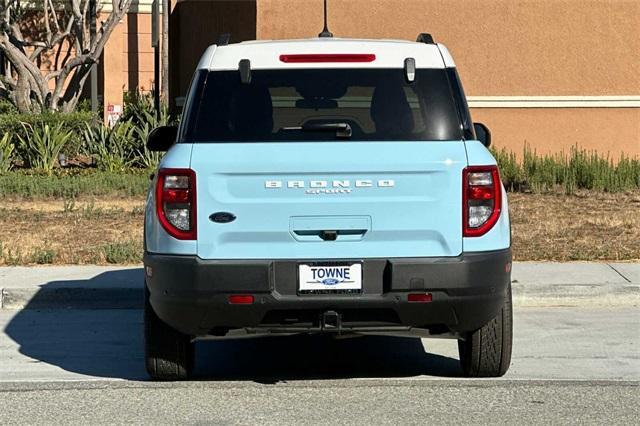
146, 140, 510, 259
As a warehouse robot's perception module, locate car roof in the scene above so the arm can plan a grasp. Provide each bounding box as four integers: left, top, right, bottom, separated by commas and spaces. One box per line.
197, 38, 456, 71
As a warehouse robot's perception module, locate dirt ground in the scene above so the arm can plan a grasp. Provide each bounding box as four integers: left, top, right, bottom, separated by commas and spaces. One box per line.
0, 199, 145, 265
0, 192, 638, 265
509, 192, 639, 261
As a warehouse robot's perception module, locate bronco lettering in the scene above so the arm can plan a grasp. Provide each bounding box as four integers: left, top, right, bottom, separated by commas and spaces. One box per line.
265, 179, 395, 189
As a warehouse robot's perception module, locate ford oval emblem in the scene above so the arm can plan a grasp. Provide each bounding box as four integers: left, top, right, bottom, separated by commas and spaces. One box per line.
209, 212, 236, 223
322, 278, 340, 286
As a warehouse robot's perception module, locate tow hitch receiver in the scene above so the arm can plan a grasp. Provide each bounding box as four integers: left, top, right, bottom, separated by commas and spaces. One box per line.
321, 310, 342, 331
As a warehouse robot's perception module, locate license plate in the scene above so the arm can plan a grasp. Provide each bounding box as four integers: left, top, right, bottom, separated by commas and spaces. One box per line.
298, 263, 362, 294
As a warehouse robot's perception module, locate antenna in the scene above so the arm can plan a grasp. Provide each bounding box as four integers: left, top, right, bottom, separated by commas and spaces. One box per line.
318, 0, 333, 38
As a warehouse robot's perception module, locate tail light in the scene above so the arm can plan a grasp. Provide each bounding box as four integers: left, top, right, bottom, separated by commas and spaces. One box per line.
156, 168, 197, 240
463, 165, 502, 237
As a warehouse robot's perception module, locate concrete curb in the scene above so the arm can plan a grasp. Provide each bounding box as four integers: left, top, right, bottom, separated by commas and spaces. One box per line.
511, 282, 640, 308
1, 287, 142, 310
2, 285, 638, 310
0, 263, 638, 310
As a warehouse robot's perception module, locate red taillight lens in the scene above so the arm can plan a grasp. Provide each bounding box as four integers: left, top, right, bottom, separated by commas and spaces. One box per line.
163, 189, 191, 203
463, 165, 502, 237
279, 54, 376, 63
228, 295, 254, 305
156, 168, 197, 240
468, 186, 494, 200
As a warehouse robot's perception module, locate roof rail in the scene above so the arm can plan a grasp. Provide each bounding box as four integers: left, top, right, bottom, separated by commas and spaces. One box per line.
416, 33, 435, 44
217, 33, 231, 46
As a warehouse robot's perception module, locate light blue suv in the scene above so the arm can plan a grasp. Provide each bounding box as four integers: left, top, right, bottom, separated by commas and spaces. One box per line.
143, 33, 512, 380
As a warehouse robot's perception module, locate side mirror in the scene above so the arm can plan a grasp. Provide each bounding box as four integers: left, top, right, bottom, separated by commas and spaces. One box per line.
473, 122, 491, 148
147, 126, 178, 152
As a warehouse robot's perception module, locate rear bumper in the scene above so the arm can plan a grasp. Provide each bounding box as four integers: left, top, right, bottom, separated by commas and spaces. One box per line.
144, 249, 512, 337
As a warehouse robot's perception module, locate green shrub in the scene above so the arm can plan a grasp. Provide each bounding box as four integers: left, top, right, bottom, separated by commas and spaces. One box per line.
491, 147, 523, 191
492, 145, 640, 193
0, 111, 95, 159
31, 247, 57, 264
0, 169, 150, 199
16, 122, 73, 174
0, 133, 15, 173
0, 99, 18, 114
101, 241, 141, 264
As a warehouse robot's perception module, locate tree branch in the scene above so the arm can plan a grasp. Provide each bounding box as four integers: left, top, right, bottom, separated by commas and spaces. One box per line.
48, 0, 61, 34
1, 0, 133, 112
43, 0, 52, 45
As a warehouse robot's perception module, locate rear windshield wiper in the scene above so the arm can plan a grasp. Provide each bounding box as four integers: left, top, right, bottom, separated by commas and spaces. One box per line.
281, 122, 352, 139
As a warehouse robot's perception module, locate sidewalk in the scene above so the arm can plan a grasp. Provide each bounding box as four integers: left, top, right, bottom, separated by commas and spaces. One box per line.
0, 263, 638, 310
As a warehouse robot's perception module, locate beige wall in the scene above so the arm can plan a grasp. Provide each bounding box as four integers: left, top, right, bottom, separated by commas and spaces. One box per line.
471, 107, 640, 157
102, 11, 159, 120
123, 13, 157, 92
102, 12, 124, 118
257, 0, 640, 96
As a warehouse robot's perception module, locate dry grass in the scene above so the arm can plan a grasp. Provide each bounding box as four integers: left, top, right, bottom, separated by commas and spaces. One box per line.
0, 193, 638, 265
510, 191, 640, 261
0, 198, 144, 265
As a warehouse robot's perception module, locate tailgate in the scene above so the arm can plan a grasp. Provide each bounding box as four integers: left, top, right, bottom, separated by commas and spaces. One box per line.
191, 141, 466, 260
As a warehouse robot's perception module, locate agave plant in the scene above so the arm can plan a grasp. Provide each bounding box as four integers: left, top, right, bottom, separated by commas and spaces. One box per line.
17, 122, 72, 174
82, 121, 136, 172
134, 109, 172, 169
0, 133, 15, 173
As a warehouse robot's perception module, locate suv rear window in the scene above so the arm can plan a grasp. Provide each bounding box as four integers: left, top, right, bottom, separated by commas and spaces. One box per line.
180, 69, 462, 142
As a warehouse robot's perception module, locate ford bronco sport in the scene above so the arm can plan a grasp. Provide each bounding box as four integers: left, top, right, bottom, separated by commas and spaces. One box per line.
144, 33, 512, 380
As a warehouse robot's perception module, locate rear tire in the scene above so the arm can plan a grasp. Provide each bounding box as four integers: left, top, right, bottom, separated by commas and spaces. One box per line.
144, 285, 194, 380
458, 283, 512, 377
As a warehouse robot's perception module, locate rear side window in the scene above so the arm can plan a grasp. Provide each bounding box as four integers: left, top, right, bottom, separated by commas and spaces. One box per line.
181, 69, 462, 142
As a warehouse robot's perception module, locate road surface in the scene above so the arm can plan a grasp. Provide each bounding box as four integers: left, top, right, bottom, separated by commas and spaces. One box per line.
0, 305, 637, 424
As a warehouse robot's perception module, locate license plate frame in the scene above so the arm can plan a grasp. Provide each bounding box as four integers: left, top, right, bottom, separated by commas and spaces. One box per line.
297, 261, 363, 295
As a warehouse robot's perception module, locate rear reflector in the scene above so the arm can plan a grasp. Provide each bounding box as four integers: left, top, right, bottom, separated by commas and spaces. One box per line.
408, 293, 433, 303
279, 54, 376, 63
228, 295, 254, 305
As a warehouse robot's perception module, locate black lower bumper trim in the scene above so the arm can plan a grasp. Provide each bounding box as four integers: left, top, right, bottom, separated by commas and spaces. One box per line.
144, 249, 511, 337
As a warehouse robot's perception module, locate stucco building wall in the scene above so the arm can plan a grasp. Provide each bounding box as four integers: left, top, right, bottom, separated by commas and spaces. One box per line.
257, 0, 640, 96
101, 9, 158, 121
99, 0, 639, 158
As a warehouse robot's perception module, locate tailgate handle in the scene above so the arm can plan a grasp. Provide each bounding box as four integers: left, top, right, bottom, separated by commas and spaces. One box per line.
293, 229, 368, 242
290, 216, 371, 242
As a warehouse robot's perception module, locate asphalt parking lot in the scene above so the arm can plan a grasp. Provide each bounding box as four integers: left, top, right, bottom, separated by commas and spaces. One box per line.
0, 264, 638, 424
